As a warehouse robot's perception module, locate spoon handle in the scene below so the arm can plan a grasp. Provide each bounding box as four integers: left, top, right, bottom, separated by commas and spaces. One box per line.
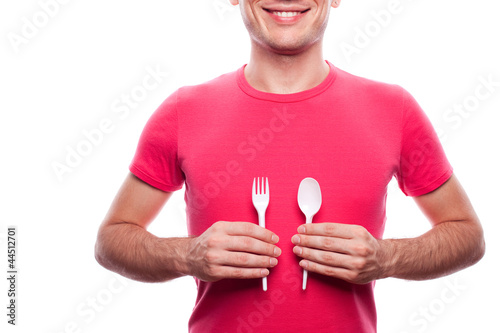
302, 215, 314, 290
302, 269, 308, 290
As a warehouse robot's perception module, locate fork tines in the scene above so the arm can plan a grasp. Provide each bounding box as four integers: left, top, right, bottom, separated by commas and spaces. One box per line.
253, 177, 269, 195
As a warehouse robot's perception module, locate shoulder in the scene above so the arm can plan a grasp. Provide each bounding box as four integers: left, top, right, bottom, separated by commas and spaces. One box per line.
328, 65, 422, 127
328, 67, 411, 107
176, 68, 240, 104
333, 65, 408, 103
151, 67, 240, 118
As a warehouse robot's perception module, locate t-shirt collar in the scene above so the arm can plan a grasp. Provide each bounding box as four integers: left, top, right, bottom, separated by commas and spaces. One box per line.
236, 60, 337, 103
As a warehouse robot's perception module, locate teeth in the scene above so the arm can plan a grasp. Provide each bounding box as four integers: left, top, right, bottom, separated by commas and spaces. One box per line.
272, 11, 301, 17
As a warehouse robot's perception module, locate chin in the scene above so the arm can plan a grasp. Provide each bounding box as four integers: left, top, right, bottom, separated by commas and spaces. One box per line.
259, 35, 320, 56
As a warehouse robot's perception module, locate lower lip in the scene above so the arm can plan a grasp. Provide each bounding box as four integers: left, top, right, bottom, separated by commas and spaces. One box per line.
266, 10, 308, 24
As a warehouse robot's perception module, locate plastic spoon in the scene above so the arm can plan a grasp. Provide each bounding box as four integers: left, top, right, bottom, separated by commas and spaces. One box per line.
297, 177, 322, 290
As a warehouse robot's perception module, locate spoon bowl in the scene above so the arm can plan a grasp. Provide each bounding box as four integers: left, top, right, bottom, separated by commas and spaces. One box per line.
298, 178, 322, 223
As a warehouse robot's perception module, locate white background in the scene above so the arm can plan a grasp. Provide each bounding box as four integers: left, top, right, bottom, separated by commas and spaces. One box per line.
1, 0, 499, 332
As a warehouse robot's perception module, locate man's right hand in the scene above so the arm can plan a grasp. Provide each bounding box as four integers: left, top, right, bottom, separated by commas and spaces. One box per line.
185, 221, 281, 282
95, 173, 281, 283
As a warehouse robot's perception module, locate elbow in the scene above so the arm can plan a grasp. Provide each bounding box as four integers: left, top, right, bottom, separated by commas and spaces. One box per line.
475, 233, 486, 264
469, 221, 486, 266
94, 227, 112, 270
94, 236, 106, 268
94, 240, 105, 267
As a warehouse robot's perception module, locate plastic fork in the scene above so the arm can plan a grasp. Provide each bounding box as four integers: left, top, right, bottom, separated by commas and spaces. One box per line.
252, 177, 270, 291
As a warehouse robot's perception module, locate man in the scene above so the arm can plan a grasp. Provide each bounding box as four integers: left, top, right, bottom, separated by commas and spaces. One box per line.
95, 0, 485, 332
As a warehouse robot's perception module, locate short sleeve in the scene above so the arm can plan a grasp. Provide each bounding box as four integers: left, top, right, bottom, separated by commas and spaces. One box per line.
396, 89, 453, 196
129, 90, 185, 192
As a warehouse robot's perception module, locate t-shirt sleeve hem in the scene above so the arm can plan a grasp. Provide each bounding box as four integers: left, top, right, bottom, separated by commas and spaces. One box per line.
129, 164, 183, 192
405, 167, 454, 197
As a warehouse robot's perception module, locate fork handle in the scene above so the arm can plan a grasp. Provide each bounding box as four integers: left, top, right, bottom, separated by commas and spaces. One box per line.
258, 213, 266, 228
258, 213, 268, 291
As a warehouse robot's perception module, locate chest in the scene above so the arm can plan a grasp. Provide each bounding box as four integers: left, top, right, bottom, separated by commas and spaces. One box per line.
178, 101, 401, 238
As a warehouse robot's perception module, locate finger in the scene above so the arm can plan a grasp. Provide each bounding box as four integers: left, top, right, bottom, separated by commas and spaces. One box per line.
298, 222, 358, 239
223, 251, 279, 268
299, 259, 352, 281
293, 245, 351, 270
206, 246, 278, 268
291, 234, 351, 254
213, 266, 270, 280
299, 259, 373, 285
222, 221, 279, 244
226, 236, 282, 257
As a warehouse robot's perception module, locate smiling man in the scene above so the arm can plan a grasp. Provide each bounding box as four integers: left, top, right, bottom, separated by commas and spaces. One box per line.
95, 1, 485, 332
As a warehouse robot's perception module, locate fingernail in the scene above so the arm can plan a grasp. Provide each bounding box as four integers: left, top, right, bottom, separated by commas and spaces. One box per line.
261, 269, 270, 276
270, 258, 278, 266
274, 247, 282, 257
292, 235, 300, 244
298, 226, 306, 234
271, 234, 279, 243
294, 246, 303, 255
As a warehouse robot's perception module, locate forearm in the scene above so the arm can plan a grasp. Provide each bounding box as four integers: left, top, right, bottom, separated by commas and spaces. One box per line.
95, 222, 191, 283
380, 220, 485, 281
95, 220, 281, 283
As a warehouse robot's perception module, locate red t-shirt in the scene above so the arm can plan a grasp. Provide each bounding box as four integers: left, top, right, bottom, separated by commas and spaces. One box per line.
130, 61, 453, 332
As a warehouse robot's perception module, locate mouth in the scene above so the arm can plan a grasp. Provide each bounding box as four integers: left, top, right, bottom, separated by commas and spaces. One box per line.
263, 7, 311, 22
265, 9, 310, 17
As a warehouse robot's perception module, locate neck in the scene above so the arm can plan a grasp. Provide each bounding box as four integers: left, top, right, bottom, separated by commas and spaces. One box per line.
244, 42, 329, 94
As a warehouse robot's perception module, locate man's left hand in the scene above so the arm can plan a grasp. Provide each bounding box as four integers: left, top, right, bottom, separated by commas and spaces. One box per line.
291, 223, 390, 284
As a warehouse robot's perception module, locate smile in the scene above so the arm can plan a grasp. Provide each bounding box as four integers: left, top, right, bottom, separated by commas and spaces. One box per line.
263, 8, 310, 22
272, 11, 302, 17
